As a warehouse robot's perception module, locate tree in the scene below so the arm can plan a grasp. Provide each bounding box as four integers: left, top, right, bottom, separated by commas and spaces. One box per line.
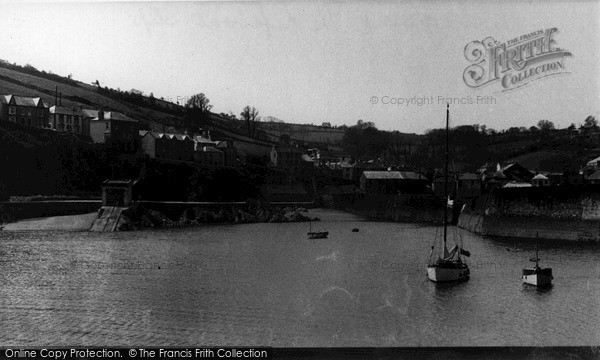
240, 106, 260, 137
584, 115, 598, 128
537, 119, 555, 131
184, 93, 213, 131
185, 93, 212, 113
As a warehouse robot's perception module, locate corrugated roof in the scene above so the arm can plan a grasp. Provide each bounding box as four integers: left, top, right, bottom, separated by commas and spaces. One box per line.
364, 171, 427, 180
399, 171, 427, 180
502, 181, 532, 188
459, 173, 480, 180
363, 171, 403, 179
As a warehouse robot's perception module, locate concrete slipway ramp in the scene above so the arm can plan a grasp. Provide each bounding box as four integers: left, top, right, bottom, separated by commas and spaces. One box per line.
2, 212, 99, 231
89, 206, 125, 232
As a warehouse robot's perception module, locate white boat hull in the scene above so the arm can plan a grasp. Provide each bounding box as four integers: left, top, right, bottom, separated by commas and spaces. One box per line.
522, 273, 552, 287
427, 265, 469, 283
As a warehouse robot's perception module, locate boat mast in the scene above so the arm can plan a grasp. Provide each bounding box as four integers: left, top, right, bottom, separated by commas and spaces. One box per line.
535, 232, 540, 268
444, 103, 449, 248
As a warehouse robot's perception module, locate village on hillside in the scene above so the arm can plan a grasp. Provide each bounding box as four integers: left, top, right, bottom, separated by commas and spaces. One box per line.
3, 91, 600, 207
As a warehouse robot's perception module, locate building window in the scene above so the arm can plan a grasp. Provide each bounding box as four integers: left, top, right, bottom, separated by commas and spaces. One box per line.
8, 106, 16, 115
27, 109, 32, 116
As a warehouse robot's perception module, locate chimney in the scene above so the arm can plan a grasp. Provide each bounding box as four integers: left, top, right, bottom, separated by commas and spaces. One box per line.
59, 92, 62, 106
55, 86, 58, 106
98, 109, 104, 121
207, 130, 211, 141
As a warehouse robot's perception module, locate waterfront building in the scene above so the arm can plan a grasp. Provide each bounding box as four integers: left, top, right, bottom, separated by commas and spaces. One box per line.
501, 163, 534, 182
0, 94, 49, 128
361, 171, 428, 194
457, 173, 482, 198
532, 174, 550, 187
351, 161, 387, 183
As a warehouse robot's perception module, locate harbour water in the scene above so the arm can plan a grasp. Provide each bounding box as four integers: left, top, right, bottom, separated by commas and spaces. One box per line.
1, 209, 599, 346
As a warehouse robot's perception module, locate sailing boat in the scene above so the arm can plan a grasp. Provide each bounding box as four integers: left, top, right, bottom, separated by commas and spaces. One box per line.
522, 234, 553, 287
427, 104, 471, 283
308, 219, 328, 239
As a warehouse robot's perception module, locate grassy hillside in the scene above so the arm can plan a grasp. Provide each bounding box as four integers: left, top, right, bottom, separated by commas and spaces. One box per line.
0, 65, 182, 130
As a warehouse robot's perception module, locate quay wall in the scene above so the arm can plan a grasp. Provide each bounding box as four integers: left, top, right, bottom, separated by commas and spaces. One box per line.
342, 194, 446, 223
0, 200, 102, 223
457, 187, 600, 241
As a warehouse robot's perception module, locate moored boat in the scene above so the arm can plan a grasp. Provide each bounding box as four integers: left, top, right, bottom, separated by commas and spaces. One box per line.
308, 220, 328, 239
427, 104, 471, 283
522, 235, 553, 287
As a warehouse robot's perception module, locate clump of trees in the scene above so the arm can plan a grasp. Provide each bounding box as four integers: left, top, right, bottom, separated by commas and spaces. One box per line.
240, 106, 260, 137
184, 93, 213, 132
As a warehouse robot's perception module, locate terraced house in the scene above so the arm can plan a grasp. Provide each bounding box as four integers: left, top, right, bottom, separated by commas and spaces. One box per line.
49, 106, 87, 135
0, 94, 49, 128
88, 110, 140, 154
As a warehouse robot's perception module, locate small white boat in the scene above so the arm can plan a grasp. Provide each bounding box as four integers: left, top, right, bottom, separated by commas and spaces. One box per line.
307, 220, 328, 239
522, 236, 553, 287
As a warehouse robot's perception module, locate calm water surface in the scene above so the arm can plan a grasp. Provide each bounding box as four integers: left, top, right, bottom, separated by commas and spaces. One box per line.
1, 209, 599, 346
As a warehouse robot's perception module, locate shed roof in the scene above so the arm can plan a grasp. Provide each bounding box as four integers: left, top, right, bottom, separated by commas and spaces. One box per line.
363, 171, 426, 180
459, 173, 480, 180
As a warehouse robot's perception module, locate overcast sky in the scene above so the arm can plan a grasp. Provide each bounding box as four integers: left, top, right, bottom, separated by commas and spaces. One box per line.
0, 1, 598, 133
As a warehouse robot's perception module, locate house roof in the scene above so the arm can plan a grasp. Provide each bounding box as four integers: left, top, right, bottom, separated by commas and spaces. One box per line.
91, 111, 137, 122
82, 109, 98, 118
194, 135, 216, 144
586, 169, 600, 180
2, 95, 47, 107
301, 154, 314, 162
202, 146, 222, 153
586, 156, 600, 165
532, 174, 548, 180
49, 106, 83, 116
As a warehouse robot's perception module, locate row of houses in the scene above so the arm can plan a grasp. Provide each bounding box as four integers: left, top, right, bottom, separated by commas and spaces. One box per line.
0, 94, 140, 153
0, 94, 318, 172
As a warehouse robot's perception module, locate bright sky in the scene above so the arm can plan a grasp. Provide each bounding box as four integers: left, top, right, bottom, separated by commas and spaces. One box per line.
0, 1, 598, 133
